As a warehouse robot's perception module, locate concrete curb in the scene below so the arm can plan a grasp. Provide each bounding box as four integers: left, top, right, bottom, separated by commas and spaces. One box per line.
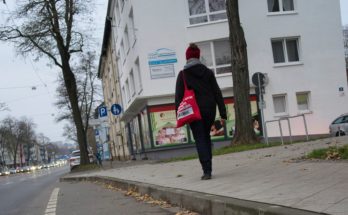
60, 176, 329, 215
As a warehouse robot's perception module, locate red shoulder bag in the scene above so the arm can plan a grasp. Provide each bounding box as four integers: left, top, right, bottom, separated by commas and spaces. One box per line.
176, 71, 202, 128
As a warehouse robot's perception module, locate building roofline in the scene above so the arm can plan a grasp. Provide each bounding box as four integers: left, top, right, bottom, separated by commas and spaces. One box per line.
97, 0, 113, 79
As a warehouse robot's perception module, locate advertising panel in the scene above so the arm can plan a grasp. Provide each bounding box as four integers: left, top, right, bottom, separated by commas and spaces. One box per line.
148, 105, 189, 147
225, 96, 260, 138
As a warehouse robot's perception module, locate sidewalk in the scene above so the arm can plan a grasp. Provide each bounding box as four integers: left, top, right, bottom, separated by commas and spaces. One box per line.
62, 136, 348, 215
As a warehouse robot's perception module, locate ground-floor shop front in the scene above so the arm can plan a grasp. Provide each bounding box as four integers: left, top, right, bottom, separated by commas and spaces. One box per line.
122, 95, 260, 160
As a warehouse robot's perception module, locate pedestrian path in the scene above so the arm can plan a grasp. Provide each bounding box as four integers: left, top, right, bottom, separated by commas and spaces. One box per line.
64, 136, 348, 215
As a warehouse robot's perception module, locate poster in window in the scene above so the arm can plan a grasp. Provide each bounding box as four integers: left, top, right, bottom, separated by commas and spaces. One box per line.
149, 105, 189, 147
225, 96, 261, 138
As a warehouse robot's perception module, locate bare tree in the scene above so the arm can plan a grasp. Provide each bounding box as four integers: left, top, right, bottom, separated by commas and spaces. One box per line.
20, 118, 36, 165
62, 124, 78, 143
37, 133, 50, 163
226, 0, 258, 145
343, 25, 348, 69
0, 1, 94, 165
55, 51, 100, 144
0, 117, 27, 167
0, 102, 9, 112
0, 125, 8, 165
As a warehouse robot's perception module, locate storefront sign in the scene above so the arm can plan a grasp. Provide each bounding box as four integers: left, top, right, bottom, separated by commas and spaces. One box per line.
148, 48, 177, 79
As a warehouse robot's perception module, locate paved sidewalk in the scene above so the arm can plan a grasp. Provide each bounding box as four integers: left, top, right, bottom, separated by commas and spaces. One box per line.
63, 136, 348, 215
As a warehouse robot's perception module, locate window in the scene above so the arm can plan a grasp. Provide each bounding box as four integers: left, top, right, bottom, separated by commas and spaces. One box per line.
129, 9, 136, 45
296, 92, 310, 111
115, 1, 121, 24
134, 58, 143, 92
126, 80, 131, 102
124, 26, 130, 54
120, 0, 125, 11
267, 0, 294, 13
272, 94, 287, 114
197, 38, 231, 75
271, 38, 300, 64
129, 70, 136, 97
188, 0, 227, 25
120, 40, 126, 64
117, 50, 122, 75
122, 86, 126, 106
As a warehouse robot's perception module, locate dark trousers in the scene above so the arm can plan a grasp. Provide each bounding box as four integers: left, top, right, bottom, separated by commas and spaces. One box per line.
190, 111, 215, 175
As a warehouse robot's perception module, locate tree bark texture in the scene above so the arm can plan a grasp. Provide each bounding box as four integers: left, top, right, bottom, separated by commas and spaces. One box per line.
226, 0, 258, 144
62, 62, 90, 165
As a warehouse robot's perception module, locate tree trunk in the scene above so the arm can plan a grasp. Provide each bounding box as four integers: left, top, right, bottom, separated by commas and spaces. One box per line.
226, 0, 258, 145
62, 62, 90, 165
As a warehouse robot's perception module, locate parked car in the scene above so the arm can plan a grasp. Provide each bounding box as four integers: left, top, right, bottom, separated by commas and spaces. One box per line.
9, 168, 17, 174
23, 166, 31, 172
1, 167, 10, 176
329, 113, 348, 136
69, 150, 95, 171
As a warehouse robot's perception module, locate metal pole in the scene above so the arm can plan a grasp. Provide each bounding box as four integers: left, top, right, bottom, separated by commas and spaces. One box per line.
302, 114, 309, 141
287, 118, 292, 144
278, 120, 284, 145
257, 73, 268, 145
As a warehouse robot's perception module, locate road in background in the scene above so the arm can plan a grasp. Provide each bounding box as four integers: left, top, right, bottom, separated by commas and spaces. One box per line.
0, 166, 69, 215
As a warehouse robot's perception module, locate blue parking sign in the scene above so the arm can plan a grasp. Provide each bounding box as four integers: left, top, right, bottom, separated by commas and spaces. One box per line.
99, 106, 108, 117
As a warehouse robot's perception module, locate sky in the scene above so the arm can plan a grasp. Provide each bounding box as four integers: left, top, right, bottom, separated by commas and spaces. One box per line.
0, 1, 108, 143
0, 1, 347, 144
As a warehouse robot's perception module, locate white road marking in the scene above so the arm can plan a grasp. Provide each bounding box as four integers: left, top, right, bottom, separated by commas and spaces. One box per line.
44, 188, 59, 215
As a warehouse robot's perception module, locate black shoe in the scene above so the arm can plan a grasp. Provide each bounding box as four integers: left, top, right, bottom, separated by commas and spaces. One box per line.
201, 174, 212, 180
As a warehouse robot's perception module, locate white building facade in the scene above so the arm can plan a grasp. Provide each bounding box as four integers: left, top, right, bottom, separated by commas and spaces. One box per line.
100, 0, 348, 159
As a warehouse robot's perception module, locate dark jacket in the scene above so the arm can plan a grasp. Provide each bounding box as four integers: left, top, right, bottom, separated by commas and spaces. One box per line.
175, 64, 227, 119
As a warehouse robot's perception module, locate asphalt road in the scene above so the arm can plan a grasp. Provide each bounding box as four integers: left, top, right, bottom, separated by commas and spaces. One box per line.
0, 166, 186, 215
0, 166, 69, 215
57, 181, 182, 215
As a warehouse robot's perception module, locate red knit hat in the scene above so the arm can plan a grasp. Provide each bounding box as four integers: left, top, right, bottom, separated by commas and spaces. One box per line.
185, 43, 200, 60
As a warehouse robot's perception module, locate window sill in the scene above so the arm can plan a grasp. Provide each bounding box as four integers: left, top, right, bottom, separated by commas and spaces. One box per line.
267, 11, 298, 16
273, 61, 303, 68
297, 110, 313, 115
274, 113, 289, 118
215, 73, 232, 78
186, 19, 228, 28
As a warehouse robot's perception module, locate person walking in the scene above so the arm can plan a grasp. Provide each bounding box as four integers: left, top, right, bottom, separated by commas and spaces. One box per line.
175, 43, 227, 180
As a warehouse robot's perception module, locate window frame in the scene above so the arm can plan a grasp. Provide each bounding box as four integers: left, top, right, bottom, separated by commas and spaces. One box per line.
196, 38, 232, 76
128, 8, 137, 47
134, 57, 143, 94
187, 0, 227, 25
267, 0, 296, 15
271, 37, 302, 66
272, 94, 288, 116
129, 69, 136, 97
124, 26, 130, 55
125, 79, 131, 103
296, 91, 310, 112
